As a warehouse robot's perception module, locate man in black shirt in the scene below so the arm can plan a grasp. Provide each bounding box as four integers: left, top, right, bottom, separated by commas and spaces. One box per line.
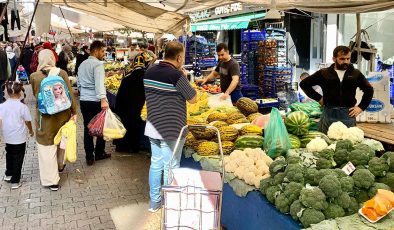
300, 46, 374, 133
197, 43, 243, 103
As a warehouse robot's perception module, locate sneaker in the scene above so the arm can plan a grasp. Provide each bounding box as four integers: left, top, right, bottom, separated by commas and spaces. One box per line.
3, 176, 12, 182
95, 153, 111, 161
11, 182, 21, 189
148, 201, 162, 213
86, 159, 94, 166
49, 185, 59, 191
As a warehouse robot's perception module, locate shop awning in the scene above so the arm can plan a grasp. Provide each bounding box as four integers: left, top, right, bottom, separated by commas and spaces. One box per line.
191, 13, 265, 32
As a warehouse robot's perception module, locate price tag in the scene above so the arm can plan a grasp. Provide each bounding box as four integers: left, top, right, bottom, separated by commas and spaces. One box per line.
342, 162, 356, 175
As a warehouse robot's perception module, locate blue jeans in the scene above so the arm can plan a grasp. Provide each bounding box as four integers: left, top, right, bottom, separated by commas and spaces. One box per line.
230, 90, 243, 104
149, 138, 185, 204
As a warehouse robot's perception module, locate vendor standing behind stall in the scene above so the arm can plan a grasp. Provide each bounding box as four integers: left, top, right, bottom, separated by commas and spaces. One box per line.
300, 46, 374, 133
196, 43, 242, 103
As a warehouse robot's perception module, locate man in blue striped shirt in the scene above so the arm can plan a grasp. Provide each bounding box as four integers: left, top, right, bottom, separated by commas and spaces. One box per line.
144, 41, 197, 212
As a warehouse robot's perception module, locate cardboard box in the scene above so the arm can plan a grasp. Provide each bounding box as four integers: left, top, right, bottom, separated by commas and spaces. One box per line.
356, 71, 392, 123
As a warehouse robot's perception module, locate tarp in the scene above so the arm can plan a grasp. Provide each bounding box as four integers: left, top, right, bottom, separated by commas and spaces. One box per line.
191, 13, 265, 32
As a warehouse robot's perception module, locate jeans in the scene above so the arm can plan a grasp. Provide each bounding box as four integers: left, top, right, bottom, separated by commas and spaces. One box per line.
319, 106, 356, 134
149, 138, 185, 204
80, 101, 106, 160
230, 90, 243, 104
5, 143, 26, 183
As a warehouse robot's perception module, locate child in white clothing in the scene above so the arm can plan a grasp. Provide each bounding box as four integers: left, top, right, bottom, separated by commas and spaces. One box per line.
0, 81, 34, 189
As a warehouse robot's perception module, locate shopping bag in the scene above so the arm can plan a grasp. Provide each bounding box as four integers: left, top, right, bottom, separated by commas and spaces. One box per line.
88, 110, 106, 137
103, 109, 126, 141
207, 93, 233, 108
264, 108, 291, 159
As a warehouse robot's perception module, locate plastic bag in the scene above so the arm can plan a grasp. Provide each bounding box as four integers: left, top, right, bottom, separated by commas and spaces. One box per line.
264, 108, 291, 158
88, 110, 106, 137
207, 93, 233, 108
103, 109, 126, 141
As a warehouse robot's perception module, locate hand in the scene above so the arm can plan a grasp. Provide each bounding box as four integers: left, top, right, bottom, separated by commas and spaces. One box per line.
180, 67, 188, 77
29, 130, 34, 137
319, 98, 324, 106
101, 100, 109, 110
70, 114, 77, 121
220, 93, 230, 101
349, 106, 362, 117
195, 78, 206, 85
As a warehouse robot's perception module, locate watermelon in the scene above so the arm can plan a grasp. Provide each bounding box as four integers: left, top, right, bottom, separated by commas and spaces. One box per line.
285, 111, 310, 136
300, 131, 327, 148
234, 135, 264, 150
288, 134, 301, 149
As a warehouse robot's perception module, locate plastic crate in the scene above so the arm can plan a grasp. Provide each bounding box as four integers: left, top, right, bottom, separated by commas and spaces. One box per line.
241, 31, 265, 41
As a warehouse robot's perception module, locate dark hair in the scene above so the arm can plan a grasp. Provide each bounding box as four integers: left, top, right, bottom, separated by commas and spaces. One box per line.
139, 42, 147, 49
216, 43, 229, 53
5, 81, 24, 96
82, 45, 89, 52
333, 46, 351, 57
90, 40, 106, 52
164, 41, 184, 60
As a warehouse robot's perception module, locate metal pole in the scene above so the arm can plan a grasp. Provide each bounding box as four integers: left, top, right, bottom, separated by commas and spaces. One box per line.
11, 0, 40, 80
59, 6, 73, 40
356, 13, 362, 68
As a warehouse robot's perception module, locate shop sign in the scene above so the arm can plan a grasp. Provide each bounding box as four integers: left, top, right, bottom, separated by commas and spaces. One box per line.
189, 10, 211, 21
214, 3, 243, 16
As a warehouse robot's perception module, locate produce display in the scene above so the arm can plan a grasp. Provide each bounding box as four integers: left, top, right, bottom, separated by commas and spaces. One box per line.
193, 83, 222, 94
104, 62, 125, 71
104, 73, 122, 94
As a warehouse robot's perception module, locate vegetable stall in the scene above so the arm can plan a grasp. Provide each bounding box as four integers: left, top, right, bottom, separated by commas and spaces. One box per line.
140, 86, 394, 230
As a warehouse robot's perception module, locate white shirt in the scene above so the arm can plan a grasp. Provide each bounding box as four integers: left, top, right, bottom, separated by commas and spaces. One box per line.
335, 69, 346, 82
0, 99, 32, 144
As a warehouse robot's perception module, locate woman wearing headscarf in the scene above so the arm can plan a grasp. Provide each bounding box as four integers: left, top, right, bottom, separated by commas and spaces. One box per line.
114, 53, 153, 153
30, 49, 77, 191
6, 46, 17, 73
43, 41, 59, 62
57, 44, 73, 74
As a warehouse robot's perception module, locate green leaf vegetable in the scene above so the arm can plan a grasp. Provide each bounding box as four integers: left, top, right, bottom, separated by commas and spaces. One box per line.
319, 174, 342, 198
299, 208, 326, 228
323, 203, 345, 219
368, 157, 389, 177
352, 169, 375, 189
300, 187, 328, 211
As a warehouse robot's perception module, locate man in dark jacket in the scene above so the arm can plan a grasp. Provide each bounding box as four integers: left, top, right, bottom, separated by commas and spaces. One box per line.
300, 46, 374, 133
75, 46, 89, 76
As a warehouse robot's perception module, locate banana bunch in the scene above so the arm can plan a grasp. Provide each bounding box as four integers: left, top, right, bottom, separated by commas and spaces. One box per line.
105, 74, 122, 94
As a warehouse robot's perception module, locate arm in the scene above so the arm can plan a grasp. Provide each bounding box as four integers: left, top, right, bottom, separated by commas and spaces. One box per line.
224, 75, 240, 96
94, 64, 109, 109
6, 59, 11, 79
176, 75, 197, 104
25, 121, 34, 136
60, 70, 77, 115
357, 73, 374, 111
299, 70, 324, 104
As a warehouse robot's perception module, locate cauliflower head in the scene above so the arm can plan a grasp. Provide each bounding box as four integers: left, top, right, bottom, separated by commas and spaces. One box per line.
306, 137, 328, 152
327, 121, 348, 140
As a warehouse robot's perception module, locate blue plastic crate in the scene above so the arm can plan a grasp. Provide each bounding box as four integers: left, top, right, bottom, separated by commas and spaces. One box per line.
241, 31, 265, 41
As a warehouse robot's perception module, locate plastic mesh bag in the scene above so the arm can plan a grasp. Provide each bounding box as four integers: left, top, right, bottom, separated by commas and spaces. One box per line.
264, 108, 291, 158
103, 109, 126, 141
88, 110, 106, 137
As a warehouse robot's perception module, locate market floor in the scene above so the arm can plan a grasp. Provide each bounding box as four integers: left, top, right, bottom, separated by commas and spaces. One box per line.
0, 86, 161, 230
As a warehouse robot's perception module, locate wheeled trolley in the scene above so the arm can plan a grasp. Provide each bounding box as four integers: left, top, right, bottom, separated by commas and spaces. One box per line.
161, 125, 225, 230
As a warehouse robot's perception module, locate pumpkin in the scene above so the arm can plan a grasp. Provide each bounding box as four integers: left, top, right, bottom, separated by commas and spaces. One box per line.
236, 97, 258, 116
247, 112, 263, 122
193, 139, 206, 152
219, 126, 239, 141
190, 127, 216, 140
240, 124, 263, 136
207, 112, 228, 123
210, 121, 228, 128
185, 132, 196, 147
222, 141, 235, 155
197, 141, 219, 156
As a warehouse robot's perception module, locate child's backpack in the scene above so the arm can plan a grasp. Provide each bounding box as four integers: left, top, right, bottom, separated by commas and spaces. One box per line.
16, 65, 29, 83
38, 67, 71, 115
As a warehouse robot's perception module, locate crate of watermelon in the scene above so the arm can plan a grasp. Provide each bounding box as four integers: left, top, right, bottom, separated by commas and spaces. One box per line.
289, 101, 322, 118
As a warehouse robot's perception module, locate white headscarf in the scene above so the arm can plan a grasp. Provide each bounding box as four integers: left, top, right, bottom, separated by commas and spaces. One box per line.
37, 49, 56, 71
6, 46, 15, 59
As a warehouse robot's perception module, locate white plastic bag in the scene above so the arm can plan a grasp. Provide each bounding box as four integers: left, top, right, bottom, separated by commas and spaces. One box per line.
207, 93, 233, 108
103, 109, 126, 141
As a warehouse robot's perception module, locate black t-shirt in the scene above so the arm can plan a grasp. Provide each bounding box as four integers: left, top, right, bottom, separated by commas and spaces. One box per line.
214, 58, 241, 92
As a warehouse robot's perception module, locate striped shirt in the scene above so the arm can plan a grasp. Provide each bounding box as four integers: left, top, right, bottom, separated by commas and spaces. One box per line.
144, 61, 196, 140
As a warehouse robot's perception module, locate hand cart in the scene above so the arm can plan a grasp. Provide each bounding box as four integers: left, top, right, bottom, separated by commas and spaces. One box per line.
161, 125, 225, 230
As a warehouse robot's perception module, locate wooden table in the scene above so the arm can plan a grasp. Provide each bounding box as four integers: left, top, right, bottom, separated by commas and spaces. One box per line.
357, 121, 394, 145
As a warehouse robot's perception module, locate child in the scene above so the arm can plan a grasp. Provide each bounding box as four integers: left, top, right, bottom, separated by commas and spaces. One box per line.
0, 81, 34, 189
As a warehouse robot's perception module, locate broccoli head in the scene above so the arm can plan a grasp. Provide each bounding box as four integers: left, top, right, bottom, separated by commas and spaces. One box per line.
381, 151, 394, 172
334, 149, 349, 166
368, 157, 389, 177
339, 176, 354, 193
314, 169, 337, 185
284, 163, 304, 183
348, 149, 370, 166
275, 193, 292, 214
259, 177, 274, 195
317, 149, 336, 167
299, 208, 326, 228
266, 185, 281, 203
305, 168, 318, 186
284, 182, 304, 203
323, 203, 345, 219
287, 156, 302, 165
377, 172, 394, 190
300, 187, 327, 211
346, 197, 360, 215
333, 168, 347, 178
332, 192, 351, 209
367, 182, 391, 198
319, 174, 342, 198
316, 157, 334, 170
269, 157, 287, 176
352, 169, 375, 189
354, 143, 375, 159
354, 189, 369, 203
336, 140, 354, 152
273, 172, 286, 185
289, 199, 305, 221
